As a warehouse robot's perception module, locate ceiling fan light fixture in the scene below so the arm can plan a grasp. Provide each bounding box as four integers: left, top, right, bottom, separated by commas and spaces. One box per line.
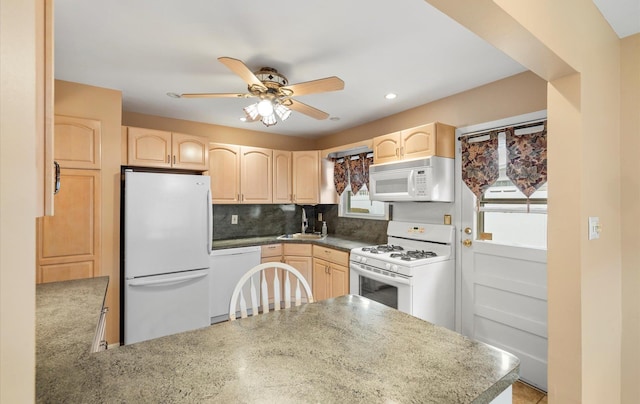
243, 103, 260, 120
257, 99, 274, 117
261, 113, 277, 127
274, 103, 291, 121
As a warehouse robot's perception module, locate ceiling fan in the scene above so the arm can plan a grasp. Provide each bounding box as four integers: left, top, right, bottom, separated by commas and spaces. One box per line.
171, 57, 345, 127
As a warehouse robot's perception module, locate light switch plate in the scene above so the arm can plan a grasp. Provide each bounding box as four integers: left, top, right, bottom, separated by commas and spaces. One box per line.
588, 216, 600, 240
231, 215, 238, 224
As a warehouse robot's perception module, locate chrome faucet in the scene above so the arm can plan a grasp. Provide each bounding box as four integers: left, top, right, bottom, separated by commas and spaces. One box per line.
301, 208, 308, 234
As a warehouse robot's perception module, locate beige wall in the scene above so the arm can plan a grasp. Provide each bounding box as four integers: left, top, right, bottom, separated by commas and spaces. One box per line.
315, 71, 546, 150
123, 111, 316, 150
55, 80, 123, 345
620, 33, 640, 404
0, 0, 37, 401
424, 0, 626, 402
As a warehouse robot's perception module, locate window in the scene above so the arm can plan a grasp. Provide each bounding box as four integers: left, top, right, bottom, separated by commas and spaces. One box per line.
339, 185, 389, 220
477, 129, 547, 249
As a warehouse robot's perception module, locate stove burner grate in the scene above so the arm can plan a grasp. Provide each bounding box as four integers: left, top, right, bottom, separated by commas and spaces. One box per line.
394, 250, 438, 261
362, 245, 404, 254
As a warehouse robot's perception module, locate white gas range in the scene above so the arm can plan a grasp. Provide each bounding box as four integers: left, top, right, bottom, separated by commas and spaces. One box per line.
349, 221, 455, 330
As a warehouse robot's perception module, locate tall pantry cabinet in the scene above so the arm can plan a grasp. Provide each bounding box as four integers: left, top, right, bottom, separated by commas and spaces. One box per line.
36, 115, 102, 283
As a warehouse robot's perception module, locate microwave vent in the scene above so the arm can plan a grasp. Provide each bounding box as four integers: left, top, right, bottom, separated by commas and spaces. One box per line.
370, 157, 434, 173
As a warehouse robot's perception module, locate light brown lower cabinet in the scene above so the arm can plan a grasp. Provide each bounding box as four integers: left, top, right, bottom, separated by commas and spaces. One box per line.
312, 245, 349, 301
260, 243, 313, 304
36, 168, 101, 283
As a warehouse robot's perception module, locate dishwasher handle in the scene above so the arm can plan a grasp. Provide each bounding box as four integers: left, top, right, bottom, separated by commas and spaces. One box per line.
128, 272, 207, 287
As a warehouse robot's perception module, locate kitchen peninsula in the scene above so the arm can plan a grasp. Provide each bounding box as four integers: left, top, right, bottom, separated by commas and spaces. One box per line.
37, 277, 518, 403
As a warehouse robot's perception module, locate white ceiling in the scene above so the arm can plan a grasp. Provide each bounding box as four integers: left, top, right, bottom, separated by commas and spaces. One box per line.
54, 0, 638, 139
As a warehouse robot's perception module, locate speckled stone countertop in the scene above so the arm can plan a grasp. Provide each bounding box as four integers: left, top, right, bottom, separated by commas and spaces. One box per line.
36, 277, 109, 402
212, 234, 371, 252
37, 278, 519, 403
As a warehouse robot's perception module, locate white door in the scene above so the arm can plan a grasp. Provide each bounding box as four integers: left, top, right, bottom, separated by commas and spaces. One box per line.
456, 112, 548, 391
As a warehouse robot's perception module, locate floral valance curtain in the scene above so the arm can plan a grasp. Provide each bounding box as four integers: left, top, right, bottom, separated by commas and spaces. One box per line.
460, 132, 500, 210
333, 153, 373, 196
461, 121, 548, 212
505, 123, 547, 211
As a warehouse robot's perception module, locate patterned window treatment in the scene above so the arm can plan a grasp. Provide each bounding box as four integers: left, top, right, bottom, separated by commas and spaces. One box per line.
332, 158, 349, 196
460, 132, 500, 210
332, 152, 374, 196
505, 122, 548, 211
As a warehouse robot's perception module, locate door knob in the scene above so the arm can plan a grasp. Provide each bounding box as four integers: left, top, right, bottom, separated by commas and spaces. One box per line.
462, 239, 472, 247
464, 227, 472, 235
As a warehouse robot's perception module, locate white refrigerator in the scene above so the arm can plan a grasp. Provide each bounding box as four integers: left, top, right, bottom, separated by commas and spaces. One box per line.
123, 171, 212, 345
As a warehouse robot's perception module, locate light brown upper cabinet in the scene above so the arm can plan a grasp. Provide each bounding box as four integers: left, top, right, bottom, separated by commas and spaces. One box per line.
54, 115, 102, 169
292, 151, 320, 204
373, 122, 455, 164
126, 127, 208, 170
273, 150, 319, 204
36, 0, 55, 216
240, 146, 272, 203
208, 143, 272, 204
272, 150, 293, 204
209, 143, 241, 204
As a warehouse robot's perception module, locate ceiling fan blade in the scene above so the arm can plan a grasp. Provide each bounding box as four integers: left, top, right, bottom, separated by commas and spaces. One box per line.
180, 92, 252, 98
218, 57, 266, 90
282, 76, 344, 96
288, 99, 330, 120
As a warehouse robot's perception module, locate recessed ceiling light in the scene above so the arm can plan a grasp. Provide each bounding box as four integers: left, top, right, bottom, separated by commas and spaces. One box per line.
329, 116, 340, 121
385, 93, 397, 100
166, 92, 181, 98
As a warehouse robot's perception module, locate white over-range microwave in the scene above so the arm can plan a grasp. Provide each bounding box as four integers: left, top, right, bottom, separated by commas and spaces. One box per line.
368, 156, 454, 202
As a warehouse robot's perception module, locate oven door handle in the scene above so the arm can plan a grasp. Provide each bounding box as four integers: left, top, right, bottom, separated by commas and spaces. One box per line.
351, 265, 412, 286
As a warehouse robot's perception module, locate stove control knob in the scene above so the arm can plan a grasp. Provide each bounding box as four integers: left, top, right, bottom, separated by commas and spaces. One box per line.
354, 256, 361, 262
391, 265, 398, 272
385, 263, 391, 270
361, 257, 367, 264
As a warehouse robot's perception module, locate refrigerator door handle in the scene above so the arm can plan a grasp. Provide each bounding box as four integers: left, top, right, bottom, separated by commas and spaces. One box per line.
207, 189, 213, 254
128, 272, 207, 287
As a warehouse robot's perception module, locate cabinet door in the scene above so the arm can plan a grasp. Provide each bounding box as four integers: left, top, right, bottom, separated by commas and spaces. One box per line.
172, 132, 208, 170
292, 151, 319, 204
329, 263, 349, 298
54, 115, 101, 169
401, 123, 436, 160
373, 132, 401, 164
272, 150, 292, 204
312, 258, 329, 301
127, 127, 172, 168
241, 147, 272, 204
36, 169, 101, 283
284, 255, 313, 299
261, 256, 282, 305
209, 143, 240, 204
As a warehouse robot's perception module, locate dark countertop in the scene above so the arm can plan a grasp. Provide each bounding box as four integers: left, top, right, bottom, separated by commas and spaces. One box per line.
36, 277, 519, 404
212, 234, 371, 253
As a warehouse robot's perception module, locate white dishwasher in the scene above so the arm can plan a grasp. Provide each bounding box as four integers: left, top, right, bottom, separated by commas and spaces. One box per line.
209, 246, 261, 324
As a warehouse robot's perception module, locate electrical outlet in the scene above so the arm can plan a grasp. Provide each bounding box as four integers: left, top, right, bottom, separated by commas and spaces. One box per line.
231, 215, 238, 225
588, 216, 600, 240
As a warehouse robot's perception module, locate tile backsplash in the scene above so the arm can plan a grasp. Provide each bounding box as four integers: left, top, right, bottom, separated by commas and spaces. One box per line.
213, 204, 387, 245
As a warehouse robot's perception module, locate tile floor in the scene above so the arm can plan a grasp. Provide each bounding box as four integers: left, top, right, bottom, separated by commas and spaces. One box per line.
513, 381, 548, 404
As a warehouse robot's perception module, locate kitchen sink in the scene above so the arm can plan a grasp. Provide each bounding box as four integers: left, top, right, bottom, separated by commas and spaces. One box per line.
277, 233, 326, 240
